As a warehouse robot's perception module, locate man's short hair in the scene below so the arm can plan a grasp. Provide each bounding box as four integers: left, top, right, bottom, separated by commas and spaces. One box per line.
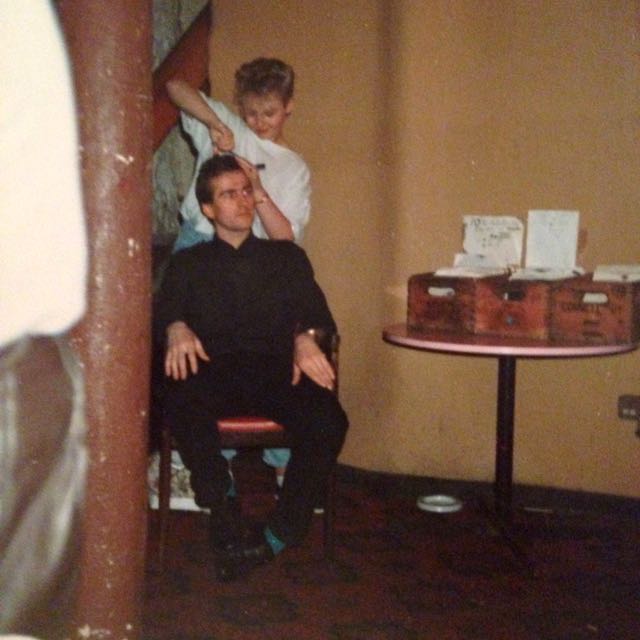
195, 154, 243, 206
234, 57, 295, 105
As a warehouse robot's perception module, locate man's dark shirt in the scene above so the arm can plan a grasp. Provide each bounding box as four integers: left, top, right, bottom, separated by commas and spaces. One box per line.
154, 234, 336, 360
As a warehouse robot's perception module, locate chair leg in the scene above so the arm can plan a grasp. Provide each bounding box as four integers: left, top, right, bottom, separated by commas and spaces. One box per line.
157, 423, 172, 567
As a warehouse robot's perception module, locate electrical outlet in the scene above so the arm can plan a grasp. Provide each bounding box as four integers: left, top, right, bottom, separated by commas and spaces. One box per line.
618, 395, 640, 420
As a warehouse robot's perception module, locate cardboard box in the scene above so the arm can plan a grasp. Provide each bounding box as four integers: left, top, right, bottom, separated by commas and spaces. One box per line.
550, 275, 640, 344
407, 273, 508, 334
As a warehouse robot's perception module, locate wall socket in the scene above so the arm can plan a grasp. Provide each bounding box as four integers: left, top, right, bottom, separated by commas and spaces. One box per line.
618, 395, 640, 420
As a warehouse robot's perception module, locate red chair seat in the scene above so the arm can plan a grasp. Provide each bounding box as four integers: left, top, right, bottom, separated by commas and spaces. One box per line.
217, 416, 283, 432
217, 416, 289, 449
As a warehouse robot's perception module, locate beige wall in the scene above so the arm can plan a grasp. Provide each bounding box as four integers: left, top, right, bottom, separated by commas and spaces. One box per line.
208, 0, 640, 497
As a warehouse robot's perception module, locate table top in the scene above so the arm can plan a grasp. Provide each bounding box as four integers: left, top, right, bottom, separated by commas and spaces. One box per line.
383, 323, 638, 358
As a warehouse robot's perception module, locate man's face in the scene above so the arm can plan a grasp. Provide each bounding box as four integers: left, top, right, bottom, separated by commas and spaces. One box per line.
239, 91, 292, 145
201, 170, 255, 236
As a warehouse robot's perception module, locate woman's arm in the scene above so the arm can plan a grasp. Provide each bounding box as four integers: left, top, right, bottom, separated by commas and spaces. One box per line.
166, 78, 234, 151
254, 191, 295, 241
233, 154, 295, 241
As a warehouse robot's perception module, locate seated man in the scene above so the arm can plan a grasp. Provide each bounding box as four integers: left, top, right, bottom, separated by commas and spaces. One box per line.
154, 154, 348, 581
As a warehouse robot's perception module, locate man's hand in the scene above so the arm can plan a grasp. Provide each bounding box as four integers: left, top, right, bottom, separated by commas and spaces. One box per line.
165, 321, 210, 380
292, 332, 335, 390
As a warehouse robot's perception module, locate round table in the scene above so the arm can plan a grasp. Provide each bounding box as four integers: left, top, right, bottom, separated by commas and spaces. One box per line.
382, 323, 637, 520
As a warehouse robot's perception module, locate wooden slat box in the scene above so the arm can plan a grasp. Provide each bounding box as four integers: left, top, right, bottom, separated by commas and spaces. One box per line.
472, 277, 563, 340
550, 275, 640, 344
407, 273, 508, 334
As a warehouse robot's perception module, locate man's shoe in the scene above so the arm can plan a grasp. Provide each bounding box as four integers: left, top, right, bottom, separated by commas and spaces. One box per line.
214, 556, 241, 582
214, 528, 275, 582
233, 538, 275, 564
214, 542, 275, 582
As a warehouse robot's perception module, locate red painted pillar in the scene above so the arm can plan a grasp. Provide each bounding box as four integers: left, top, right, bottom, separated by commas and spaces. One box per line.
56, 2, 152, 638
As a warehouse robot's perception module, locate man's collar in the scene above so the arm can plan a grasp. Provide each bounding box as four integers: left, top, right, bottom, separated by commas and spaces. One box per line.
212, 232, 258, 252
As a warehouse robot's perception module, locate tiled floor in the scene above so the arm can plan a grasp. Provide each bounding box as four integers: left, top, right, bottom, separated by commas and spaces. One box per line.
144, 451, 640, 639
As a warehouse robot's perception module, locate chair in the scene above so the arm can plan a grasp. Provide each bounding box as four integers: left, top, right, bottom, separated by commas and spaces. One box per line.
156, 331, 340, 566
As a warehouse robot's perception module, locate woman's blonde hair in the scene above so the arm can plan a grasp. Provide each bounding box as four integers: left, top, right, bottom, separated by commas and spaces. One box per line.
234, 58, 295, 105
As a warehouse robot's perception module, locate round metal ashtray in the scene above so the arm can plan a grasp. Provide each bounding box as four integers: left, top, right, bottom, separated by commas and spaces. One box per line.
416, 494, 463, 514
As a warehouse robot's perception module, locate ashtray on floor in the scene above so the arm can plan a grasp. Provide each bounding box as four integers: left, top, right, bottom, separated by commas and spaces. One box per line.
416, 494, 463, 513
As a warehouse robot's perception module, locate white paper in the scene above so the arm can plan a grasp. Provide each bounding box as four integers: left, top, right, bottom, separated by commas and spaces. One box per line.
525, 210, 579, 269
462, 215, 524, 267
453, 252, 504, 268
509, 267, 585, 281
435, 266, 508, 278
593, 264, 640, 282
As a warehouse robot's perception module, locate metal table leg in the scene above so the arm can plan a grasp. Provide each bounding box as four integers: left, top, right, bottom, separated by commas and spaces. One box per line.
495, 355, 516, 520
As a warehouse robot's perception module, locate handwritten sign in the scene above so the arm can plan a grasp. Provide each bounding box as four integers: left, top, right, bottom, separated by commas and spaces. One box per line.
462, 215, 524, 268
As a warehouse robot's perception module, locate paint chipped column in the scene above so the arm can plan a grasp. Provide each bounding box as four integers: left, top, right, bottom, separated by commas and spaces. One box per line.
56, 2, 152, 638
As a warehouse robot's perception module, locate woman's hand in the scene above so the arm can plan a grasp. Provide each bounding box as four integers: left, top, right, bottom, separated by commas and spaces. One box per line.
209, 122, 234, 153
233, 153, 265, 194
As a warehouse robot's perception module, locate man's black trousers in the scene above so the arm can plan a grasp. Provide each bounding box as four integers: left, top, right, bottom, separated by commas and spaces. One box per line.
163, 350, 349, 546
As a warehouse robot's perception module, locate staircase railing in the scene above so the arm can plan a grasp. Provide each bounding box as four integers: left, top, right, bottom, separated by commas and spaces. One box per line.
153, 5, 210, 151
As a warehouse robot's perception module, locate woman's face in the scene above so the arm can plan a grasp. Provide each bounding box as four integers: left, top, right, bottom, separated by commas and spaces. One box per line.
238, 91, 292, 145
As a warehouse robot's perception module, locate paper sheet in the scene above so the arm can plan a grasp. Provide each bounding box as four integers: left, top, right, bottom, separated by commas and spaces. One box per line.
462, 215, 524, 268
510, 267, 585, 281
593, 264, 640, 282
453, 252, 504, 269
434, 265, 509, 278
525, 210, 579, 269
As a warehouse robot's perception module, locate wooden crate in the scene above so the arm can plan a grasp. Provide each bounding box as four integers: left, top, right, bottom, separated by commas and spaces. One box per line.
473, 278, 559, 340
407, 273, 508, 334
550, 275, 640, 344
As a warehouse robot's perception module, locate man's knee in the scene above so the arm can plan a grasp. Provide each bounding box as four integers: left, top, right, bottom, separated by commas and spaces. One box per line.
306, 397, 349, 451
